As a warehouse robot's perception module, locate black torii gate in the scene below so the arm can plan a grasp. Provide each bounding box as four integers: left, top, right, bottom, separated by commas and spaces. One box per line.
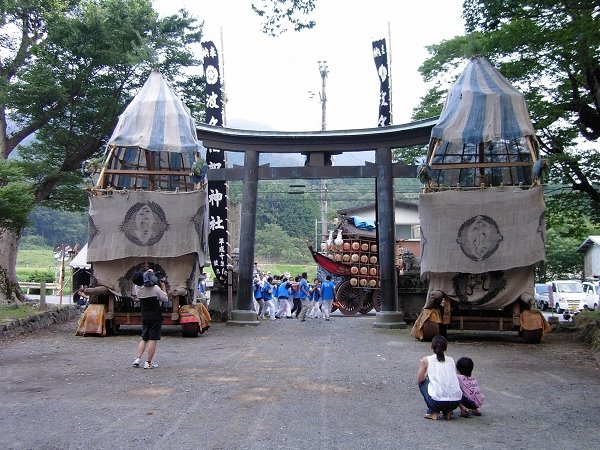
196, 117, 436, 329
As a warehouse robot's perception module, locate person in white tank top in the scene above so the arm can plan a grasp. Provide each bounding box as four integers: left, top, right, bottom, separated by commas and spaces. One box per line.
416, 335, 463, 420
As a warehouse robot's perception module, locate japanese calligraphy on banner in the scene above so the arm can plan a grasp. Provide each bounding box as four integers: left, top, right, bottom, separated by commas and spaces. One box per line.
372, 38, 391, 126
202, 41, 228, 283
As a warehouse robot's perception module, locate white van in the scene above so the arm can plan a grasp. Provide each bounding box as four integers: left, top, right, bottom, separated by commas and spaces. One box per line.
582, 281, 599, 310
548, 280, 586, 314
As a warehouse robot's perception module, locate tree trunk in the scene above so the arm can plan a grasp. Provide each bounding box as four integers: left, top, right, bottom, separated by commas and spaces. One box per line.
0, 227, 23, 305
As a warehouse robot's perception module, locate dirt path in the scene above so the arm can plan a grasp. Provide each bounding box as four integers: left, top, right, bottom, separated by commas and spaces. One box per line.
1, 316, 599, 450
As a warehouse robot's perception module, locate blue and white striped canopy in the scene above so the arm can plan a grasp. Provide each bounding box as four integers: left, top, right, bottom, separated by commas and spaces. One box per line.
108, 71, 201, 153
430, 57, 535, 144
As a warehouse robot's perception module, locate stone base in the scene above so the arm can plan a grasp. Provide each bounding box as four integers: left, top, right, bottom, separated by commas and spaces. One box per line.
226, 309, 260, 327
373, 311, 407, 329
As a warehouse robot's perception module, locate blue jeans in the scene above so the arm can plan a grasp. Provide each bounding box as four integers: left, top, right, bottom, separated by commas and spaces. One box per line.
419, 380, 461, 414
461, 396, 478, 410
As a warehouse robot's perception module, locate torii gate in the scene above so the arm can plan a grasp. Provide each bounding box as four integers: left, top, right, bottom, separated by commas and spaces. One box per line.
196, 117, 436, 329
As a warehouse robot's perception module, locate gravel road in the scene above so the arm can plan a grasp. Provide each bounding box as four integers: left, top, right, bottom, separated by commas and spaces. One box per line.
1, 315, 599, 450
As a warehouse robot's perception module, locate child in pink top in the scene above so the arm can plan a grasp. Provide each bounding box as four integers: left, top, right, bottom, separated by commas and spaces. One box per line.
456, 357, 485, 417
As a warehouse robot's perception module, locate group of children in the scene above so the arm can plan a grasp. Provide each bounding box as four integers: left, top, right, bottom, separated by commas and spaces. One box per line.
417, 335, 485, 420
252, 270, 336, 322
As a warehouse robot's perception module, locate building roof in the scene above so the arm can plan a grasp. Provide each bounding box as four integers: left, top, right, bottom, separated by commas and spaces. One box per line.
577, 236, 600, 253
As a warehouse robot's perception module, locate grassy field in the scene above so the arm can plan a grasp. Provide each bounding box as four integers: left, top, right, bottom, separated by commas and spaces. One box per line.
17, 248, 56, 269
0, 304, 38, 324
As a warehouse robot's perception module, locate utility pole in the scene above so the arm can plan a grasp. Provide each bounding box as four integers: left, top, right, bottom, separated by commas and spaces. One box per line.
318, 61, 329, 241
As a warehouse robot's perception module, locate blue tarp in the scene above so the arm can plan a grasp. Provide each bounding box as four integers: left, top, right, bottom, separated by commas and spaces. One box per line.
430, 57, 535, 144
351, 216, 376, 231
108, 71, 201, 153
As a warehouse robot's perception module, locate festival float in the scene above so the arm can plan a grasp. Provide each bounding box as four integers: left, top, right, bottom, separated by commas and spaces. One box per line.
76, 71, 210, 337
410, 57, 550, 343
309, 215, 427, 318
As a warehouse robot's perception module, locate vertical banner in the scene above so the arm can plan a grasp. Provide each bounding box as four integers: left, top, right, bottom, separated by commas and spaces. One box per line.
372, 39, 391, 127
202, 41, 228, 284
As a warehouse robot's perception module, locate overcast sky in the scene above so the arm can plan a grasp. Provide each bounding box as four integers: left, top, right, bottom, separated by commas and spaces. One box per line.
152, 0, 465, 132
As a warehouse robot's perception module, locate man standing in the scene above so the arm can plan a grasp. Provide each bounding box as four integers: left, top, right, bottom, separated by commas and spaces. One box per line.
253, 275, 265, 319
132, 269, 168, 369
297, 272, 312, 322
320, 275, 336, 321
275, 276, 291, 319
262, 276, 276, 320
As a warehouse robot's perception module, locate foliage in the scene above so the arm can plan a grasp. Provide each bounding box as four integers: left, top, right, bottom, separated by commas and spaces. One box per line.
257, 263, 317, 281
16, 269, 55, 283
0, 160, 35, 230
251, 0, 316, 36
543, 228, 584, 280
416, 0, 600, 205
18, 235, 48, 250
254, 223, 313, 264
0, 304, 37, 324
1, 0, 204, 209
574, 309, 600, 353
23, 207, 88, 247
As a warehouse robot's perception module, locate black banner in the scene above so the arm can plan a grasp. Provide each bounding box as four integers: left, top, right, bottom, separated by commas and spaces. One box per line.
372, 39, 391, 126
202, 41, 228, 283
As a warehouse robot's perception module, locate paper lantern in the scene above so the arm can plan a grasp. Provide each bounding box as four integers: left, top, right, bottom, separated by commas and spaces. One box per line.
361, 243, 369, 251
342, 254, 350, 262
370, 256, 377, 264
350, 266, 359, 274
360, 255, 369, 263
351, 242, 360, 251
368, 279, 377, 287
334, 253, 342, 261
360, 266, 368, 275
351, 254, 359, 262
371, 244, 378, 253
369, 267, 377, 276
359, 278, 368, 286
343, 242, 351, 251
350, 278, 358, 286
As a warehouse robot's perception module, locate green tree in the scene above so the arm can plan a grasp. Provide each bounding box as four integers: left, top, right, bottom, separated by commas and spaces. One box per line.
0, 0, 203, 303
251, 0, 316, 36
255, 223, 312, 263
415, 0, 600, 204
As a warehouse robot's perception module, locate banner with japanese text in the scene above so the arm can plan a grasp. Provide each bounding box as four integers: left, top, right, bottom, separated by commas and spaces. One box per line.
202, 41, 228, 283
372, 38, 391, 126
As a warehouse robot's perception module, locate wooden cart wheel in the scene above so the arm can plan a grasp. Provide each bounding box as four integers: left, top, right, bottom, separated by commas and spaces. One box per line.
522, 328, 543, 344
371, 289, 382, 312
359, 295, 373, 314
335, 280, 365, 316
181, 322, 199, 338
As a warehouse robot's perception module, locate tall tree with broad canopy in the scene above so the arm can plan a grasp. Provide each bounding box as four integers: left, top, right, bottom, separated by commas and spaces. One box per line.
413, 0, 600, 218
0, 0, 204, 303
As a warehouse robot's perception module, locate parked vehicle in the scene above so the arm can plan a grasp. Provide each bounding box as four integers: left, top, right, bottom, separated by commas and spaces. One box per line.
534, 284, 550, 310
548, 280, 586, 314
582, 281, 599, 310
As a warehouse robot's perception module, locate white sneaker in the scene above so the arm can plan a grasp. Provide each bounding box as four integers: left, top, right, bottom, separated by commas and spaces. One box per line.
143, 361, 158, 369
132, 357, 140, 367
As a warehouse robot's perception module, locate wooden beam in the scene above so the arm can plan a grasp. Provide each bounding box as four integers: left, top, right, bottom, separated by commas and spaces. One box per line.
206, 163, 418, 181
430, 161, 532, 170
